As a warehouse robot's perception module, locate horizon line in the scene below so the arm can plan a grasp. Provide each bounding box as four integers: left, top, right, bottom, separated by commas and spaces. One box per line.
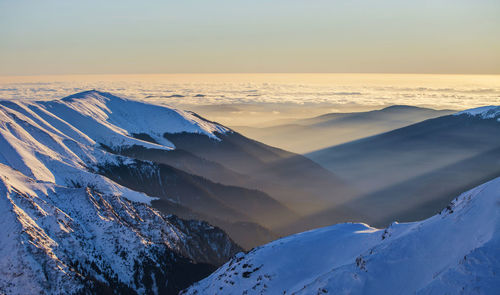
1, 72, 500, 78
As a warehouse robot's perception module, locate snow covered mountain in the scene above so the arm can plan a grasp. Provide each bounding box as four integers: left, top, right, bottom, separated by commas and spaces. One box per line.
0, 90, 292, 249
0, 89, 354, 249
0, 90, 228, 193
183, 177, 500, 294
0, 89, 349, 294
0, 163, 240, 295
454, 105, 500, 120
0, 90, 248, 294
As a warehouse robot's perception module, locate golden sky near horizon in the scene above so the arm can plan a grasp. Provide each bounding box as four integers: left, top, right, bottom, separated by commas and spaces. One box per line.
0, 72, 499, 126
1, 0, 499, 75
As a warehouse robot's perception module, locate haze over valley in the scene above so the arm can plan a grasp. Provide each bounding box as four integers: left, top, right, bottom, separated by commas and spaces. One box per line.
1, 86, 499, 293
1, 0, 499, 293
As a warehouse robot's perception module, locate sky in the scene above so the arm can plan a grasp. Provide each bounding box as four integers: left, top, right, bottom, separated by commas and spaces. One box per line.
1, 0, 499, 75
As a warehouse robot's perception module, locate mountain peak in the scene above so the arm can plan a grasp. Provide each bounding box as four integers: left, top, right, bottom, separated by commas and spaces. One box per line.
454, 105, 500, 120
55, 90, 230, 147
60, 89, 122, 102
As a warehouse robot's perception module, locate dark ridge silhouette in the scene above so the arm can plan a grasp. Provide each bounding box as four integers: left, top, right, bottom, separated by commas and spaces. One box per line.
163, 131, 355, 215
233, 105, 454, 154
97, 154, 291, 249
305, 114, 500, 227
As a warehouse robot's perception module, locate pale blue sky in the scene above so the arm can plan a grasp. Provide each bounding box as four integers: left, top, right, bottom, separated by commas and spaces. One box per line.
1, 0, 499, 75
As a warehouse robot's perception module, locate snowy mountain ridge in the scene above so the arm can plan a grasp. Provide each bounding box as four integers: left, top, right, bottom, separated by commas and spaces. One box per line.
0, 90, 229, 204
56, 90, 229, 146
0, 91, 241, 294
184, 176, 500, 294
454, 105, 500, 121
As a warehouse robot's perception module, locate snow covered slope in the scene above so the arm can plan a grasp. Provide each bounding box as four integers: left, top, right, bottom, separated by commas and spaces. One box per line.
0, 163, 241, 295
0, 91, 241, 294
184, 177, 500, 294
3, 90, 227, 151
454, 105, 500, 121
0, 90, 228, 203
48, 90, 228, 147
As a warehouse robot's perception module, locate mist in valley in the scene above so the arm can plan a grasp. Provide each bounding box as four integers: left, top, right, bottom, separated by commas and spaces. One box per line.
2, 0, 499, 292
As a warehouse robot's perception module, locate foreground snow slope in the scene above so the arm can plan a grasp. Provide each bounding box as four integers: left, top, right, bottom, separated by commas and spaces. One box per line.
0, 162, 240, 294
184, 177, 500, 294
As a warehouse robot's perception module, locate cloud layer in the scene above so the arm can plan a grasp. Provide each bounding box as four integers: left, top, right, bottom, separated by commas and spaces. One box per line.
0, 74, 498, 126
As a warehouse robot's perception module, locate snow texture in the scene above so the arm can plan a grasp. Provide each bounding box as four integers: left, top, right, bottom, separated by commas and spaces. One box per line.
0, 90, 229, 204
454, 105, 500, 121
0, 164, 238, 294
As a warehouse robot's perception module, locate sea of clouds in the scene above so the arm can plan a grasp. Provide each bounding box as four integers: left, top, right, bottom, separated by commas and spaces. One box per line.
1, 74, 498, 126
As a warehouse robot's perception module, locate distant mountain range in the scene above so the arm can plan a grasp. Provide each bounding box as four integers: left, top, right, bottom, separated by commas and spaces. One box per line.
306, 106, 500, 227
233, 105, 454, 153
184, 176, 500, 294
